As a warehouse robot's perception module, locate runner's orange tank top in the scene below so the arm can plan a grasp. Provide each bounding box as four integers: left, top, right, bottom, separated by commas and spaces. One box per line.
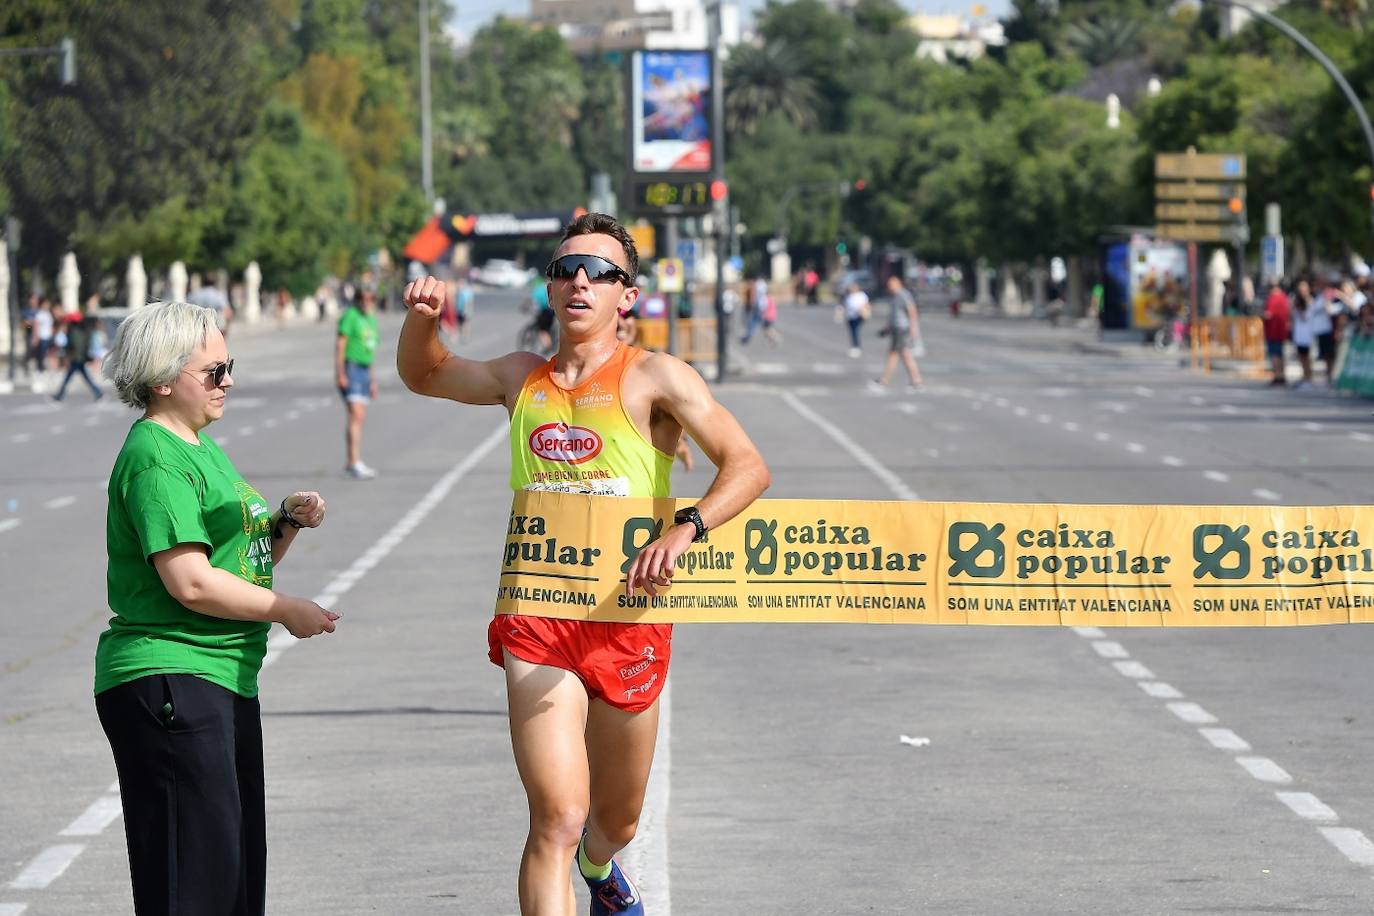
509, 342, 674, 498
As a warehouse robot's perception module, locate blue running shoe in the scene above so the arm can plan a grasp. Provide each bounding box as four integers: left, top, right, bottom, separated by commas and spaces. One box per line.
584, 858, 644, 915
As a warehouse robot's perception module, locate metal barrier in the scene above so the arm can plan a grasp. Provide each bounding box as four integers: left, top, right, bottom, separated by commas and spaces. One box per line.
635, 318, 717, 363
1190, 316, 1266, 375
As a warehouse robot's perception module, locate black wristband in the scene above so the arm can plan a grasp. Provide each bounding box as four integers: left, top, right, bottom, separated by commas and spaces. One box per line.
278, 498, 306, 530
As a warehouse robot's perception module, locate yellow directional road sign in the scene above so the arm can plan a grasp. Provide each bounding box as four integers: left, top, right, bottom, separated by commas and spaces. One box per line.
1155, 152, 1246, 181
1155, 223, 1243, 243
1155, 183, 1246, 201
1155, 202, 1240, 222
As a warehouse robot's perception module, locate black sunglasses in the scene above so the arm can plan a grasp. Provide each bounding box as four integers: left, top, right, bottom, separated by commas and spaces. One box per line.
185, 359, 234, 387
545, 254, 631, 286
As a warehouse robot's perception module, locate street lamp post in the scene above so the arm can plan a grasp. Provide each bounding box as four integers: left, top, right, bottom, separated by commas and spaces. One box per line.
707, 0, 729, 381
419, 0, 434, 208
1204, 0, 1374, 240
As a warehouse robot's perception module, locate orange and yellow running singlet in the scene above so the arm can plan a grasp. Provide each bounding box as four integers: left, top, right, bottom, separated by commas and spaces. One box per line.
489, 342, 676, 711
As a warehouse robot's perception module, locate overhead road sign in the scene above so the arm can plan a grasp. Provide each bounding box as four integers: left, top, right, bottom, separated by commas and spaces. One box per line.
1155, 202, 1244, 223
1155, 183, 1246, 202
1155, 153, 1246, 181
1156, 223, 1248, 244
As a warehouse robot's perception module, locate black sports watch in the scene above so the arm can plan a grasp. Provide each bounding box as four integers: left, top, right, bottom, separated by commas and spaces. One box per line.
674, 506, 708, 542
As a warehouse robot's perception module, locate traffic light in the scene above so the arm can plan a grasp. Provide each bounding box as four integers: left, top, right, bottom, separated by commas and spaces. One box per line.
853, 179, 867, 192
1227, 195, 1244, 216
836, 241, 848, 255
709, 179, 728, 202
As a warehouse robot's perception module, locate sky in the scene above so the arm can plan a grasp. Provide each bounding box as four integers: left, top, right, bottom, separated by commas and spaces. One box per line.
448, 0, 1015, 46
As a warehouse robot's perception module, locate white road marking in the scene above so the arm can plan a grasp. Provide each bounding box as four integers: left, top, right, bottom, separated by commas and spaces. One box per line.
1091, 641, 1128, 659
781, 393, 918, 501
1318, 827, 1374, 866
1252, 488, 1282, 502
9, 845, 84, 890
217, 436, 233, 446
1113, 661, 1154, 679
1037, 413, 1053, 424
1126, 442, 1146, 453
1062, 421, 1079, 432
286, 410, 301, 420
1275, 792, 1338, 822
1236, 757, 1292, 784
238, 426, 255, 436
0, 903, 28, 915
752, 362, 787, 375
1094, 431, 1112, 442
1204, 470, 1230, 483
1198, 728, 1250, 752
1189, 396, 1207, 406
1350, 432, 1373, 443
1302, 422, 1324, 432
1167, 702, 1217, 724
0, 519, 21, 535
10, 433, 32, 444
263, 418, 279, 429
1161, 455, 1184, 467
1014, 406, 1029, 417
622, 681, 671, 914
42, 496, 76, 510
1134, 386, 1153, 397
1139, 681, 1183, 699
1220, 404, 1238, 414
894, 403, 918, 415
59, 796, 122, 836
994, 397, 1009, 407
813, 364, 844, 376
1071, 626, 1104, 638
84, 416, 100, 427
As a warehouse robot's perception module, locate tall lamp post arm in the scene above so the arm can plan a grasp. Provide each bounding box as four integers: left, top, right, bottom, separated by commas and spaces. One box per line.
1204, 0, 1374, 236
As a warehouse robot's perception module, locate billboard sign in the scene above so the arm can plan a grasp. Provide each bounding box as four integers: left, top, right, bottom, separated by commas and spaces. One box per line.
631, 50, 712, 173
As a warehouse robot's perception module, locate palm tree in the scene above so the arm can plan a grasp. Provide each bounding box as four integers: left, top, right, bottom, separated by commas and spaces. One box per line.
724, 42, 820, 138
1059, 15, 1143, 67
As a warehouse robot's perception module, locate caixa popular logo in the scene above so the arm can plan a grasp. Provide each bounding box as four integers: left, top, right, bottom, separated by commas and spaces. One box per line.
528, 422, 603, 465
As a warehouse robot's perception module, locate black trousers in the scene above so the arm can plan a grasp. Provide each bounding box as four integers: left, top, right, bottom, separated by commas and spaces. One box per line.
96, 674, 266, 916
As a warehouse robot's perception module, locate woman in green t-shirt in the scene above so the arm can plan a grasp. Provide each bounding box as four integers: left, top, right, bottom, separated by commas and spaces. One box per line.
97, 301, 341, 915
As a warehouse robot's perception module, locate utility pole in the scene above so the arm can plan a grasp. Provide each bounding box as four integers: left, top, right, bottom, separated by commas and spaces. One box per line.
707, 0, 729, 382
419, 0, 434, 208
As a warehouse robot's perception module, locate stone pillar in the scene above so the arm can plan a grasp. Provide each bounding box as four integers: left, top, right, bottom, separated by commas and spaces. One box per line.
168, 261, 188, 302
975, 258, 993, 309
298, 294, 320, 321
999, 263, 1023, 315
1205, 248, 1231, 317
319, 284, 339, 319
243, 262, 262, 324
1030, 259, 1048, 314
58, 252, 81, 315
127, 255, 147, 310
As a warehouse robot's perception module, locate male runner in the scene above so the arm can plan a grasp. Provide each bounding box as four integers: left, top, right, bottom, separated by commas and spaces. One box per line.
398, 213, 770, 916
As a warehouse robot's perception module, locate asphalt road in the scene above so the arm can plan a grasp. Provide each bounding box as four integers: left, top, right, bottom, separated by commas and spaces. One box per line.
3, 294, 1374, 915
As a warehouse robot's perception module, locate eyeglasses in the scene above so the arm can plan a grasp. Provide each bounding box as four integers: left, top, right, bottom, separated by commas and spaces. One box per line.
184, 359, 234, 387
545, 254, 632, 286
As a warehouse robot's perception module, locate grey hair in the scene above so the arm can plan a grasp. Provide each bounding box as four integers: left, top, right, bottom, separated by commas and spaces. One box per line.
102, 301, 217, 409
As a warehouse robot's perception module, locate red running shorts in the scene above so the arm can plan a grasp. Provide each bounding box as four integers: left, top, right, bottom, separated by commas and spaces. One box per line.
488, 615, 673, 713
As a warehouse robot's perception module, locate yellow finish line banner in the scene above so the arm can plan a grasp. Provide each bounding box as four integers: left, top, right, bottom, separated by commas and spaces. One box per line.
493, 490, 1374, 626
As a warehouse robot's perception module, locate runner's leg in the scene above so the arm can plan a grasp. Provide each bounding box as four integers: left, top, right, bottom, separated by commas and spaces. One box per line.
505, 651, 591, 916
582, 696, 661, 870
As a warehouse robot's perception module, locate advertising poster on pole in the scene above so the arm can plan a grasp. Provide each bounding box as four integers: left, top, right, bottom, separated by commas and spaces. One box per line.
631, 50, 713, 173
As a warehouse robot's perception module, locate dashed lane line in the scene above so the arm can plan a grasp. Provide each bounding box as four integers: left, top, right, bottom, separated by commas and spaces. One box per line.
1199, 728, 1251, 752
1236, 757, 1292, 784
1276, 792, 1339, 823
1319, 827, 1374, 866
1252, 488, 1282, 502
1161, 455, 1184, 467
1091, 641, 1129, 659
1167, 702, 1218, 725
1139, 681, 1183, 699
42, 496, 77, 510
59, 796, 122, 837
1204, 470, 1230, 483
1125, 442, 1146, 454
8, 845, 84, 890
0, 519, 21, 535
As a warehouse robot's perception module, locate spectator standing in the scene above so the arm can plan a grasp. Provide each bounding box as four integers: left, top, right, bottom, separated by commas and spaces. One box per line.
34, 297, 55, 373
453, 274, 475, 342
336, 288, 380, 479
96, 301, 338, 915
740, 274, 768, 345
1290, 279, 1317, 389
1262, 280, 1291, 386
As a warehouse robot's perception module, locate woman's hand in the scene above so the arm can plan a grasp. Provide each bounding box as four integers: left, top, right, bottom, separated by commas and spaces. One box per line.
280, 597, 340, 638
284, 491, 326, 528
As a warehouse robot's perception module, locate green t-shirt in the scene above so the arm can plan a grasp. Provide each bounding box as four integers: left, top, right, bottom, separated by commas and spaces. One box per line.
96, 420, 275, 698
338, 306, 379, 367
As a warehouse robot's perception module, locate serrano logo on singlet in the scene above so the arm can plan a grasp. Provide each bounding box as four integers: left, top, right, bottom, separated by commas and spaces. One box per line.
529, 422, 603, 464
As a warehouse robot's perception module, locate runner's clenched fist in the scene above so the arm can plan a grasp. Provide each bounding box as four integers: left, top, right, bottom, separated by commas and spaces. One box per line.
404, 276, 447, 318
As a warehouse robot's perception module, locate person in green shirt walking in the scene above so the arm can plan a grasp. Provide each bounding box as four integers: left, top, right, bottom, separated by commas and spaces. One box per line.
336, 287, 380, 479
97, 300, 340, 916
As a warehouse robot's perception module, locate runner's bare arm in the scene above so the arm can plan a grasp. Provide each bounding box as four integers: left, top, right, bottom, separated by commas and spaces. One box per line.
626, 354, 770, 596
397, 275, 542, 408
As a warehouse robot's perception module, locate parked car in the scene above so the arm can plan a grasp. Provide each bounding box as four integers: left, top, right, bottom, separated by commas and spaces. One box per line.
474, 259, 535, 288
